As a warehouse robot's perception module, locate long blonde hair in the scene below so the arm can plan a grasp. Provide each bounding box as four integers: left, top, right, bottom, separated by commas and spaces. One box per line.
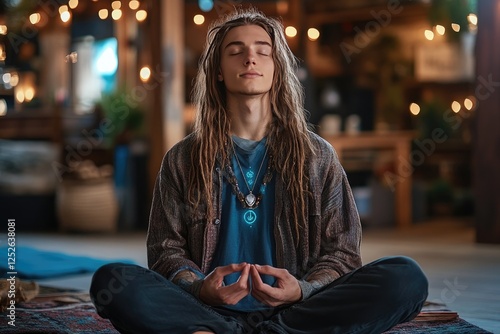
189, 7, 314, 238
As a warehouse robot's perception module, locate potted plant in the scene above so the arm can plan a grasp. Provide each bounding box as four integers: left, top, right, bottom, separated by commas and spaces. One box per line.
95, 87, 146, 148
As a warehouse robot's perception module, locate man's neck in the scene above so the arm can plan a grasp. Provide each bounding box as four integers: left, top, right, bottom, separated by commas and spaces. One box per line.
228, 95, 272, 141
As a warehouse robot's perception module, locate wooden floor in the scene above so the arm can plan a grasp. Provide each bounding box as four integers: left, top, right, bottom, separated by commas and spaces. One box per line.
361, 217, 500, 334
19, 216, 500, 333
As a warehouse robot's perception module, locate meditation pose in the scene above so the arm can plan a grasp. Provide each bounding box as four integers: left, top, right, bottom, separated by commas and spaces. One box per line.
90, 7, 428, 333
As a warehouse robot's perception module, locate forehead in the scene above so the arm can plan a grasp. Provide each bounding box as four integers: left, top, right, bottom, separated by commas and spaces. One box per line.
222, 24, 272, 47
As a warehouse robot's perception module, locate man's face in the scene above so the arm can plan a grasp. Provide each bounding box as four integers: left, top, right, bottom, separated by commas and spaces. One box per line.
218, 24, 275, 97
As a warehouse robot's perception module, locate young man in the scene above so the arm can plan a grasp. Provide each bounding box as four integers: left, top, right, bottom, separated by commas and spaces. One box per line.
90, 7, 428, 334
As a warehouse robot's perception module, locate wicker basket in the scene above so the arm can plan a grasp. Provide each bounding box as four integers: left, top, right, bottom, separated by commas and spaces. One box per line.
56, 178, 118, 233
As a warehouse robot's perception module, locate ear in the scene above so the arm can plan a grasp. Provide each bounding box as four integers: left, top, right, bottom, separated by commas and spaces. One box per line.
218, 73, 223, 81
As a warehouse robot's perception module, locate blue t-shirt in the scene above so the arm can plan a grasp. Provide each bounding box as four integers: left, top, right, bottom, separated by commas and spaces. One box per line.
210, 136, 276, 311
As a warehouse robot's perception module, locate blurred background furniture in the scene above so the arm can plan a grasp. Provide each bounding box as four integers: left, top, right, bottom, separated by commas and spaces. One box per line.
322, 131, 415, 228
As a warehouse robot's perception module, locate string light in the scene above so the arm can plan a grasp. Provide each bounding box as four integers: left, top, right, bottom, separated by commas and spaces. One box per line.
424, 29, 434, 40
60, 10, 71, 23
68, 0, 78, 9
59, 5, 68, 14
409, 103, 420, 115
112, 9, 122, 20
451, 23, 460, 32
10, 73, 19, 87
112, 1, 121, 9
2, 73, 10, 85
464, 97, 475, 110
435, 25, 445, 35
139, 66, 151, 82
285, 26, 297, 38
0, 99, 7, 116
29, 13, 41, 25
0, 45, 5, 62
307, 28, 320, 41
16, 90, 25, 104
467, 13, 478, 25
99, 9, 109, 19
136, 10, 147, 22
451, 101, 461, 113
129, 0, 140, 10
0, 25, 7, 35
25, 87, 35, 102
193, 14, 205, 25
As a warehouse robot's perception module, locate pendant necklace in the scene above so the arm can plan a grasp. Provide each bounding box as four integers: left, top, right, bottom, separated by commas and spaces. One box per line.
230, 139, 270, 209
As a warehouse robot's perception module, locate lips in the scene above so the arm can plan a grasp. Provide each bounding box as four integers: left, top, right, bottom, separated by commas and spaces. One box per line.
240, 71, 262, 78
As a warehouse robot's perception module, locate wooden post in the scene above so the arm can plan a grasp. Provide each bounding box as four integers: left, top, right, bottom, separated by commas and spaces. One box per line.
148, 0, 186, 193
474, 0, 500, 243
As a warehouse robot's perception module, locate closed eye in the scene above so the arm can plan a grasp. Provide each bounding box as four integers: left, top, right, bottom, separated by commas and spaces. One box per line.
257, 47, 271, 56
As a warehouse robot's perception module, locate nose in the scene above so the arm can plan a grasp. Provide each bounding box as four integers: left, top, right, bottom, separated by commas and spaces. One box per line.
244, 50, 256, 66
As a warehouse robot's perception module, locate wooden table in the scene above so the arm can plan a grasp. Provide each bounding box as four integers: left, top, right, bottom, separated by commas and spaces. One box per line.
322, 131, 415, 228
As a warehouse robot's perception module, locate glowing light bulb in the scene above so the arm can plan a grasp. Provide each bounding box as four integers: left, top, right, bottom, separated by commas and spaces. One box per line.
0, 99, 7, 116
16, 90, 25, 103
467, 13, 478, 25
112, 9, 122, 20
140, 66, 151, 82
285, 26, 297, 38
99, 9, 109, 19
308, 28, 320, 41
29, 13, 41, 24
464, 97, 475, 110
59, 5, 68, 14
69, 0, 78, 9
435, 25, 445, 35
424, 30, 434, 40
451, 23, 460, 32
193, 14, 205, 25
129, 0, 139, 10
410, 103, 420, 115
136, 10, 147, 22
451, 101, 461, 113
25, 87, 35, 102
60, 10, 71, 23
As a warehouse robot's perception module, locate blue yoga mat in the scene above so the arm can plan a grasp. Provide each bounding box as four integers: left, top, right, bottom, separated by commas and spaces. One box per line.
0, 246, 135, 279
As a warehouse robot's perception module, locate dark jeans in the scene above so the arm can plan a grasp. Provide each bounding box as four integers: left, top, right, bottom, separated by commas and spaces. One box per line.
89, 256, 428, 334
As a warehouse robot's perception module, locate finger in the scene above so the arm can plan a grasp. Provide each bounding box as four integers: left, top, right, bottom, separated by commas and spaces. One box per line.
223, 264, 251, 295
250, 265, 263, 285
219, 266, 251, 305
216, 285, 248, 305
251, 266, 278, 297
237, 263, 251, 286
212, 263, 248, 278
254, 264, 287, 279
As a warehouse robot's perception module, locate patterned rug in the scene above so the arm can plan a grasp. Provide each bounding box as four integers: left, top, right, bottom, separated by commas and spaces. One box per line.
0, 291, 492, 333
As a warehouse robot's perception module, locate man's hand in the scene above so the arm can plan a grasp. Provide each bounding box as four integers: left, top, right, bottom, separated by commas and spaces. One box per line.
250, 264, 301, 307
199, 263, 251, 306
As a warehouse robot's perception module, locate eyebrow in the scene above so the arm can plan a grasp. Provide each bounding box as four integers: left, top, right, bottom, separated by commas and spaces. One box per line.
223, 40, 272, 50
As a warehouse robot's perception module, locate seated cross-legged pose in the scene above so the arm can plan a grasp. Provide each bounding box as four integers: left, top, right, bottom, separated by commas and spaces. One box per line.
90, 7, 428, 334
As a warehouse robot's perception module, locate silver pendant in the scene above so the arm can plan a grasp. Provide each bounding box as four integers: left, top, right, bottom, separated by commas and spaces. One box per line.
245, 193, 256, 207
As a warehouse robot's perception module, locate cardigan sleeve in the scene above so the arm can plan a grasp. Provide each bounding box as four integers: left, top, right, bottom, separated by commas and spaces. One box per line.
146, 140, 205, 281
300, 136, 362, 294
